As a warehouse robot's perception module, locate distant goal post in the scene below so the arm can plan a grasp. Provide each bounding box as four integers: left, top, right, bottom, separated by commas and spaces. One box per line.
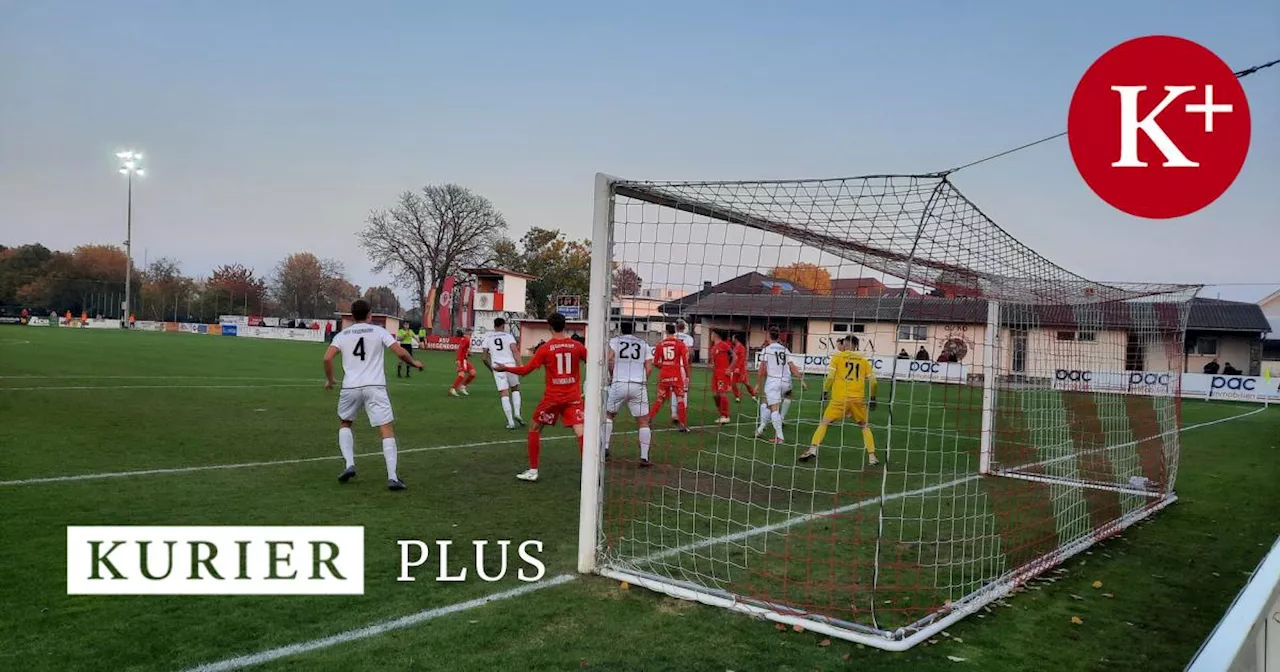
578, 172, 1199, 650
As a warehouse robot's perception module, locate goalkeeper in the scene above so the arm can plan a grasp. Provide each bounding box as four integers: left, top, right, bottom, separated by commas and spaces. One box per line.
799, 335, 878, 465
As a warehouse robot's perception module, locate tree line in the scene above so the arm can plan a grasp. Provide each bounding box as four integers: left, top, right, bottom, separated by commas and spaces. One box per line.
3, 183, 645, 328
0, 244, 403, 323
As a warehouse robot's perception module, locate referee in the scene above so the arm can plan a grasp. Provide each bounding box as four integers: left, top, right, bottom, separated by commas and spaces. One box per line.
396, 323, 416, 378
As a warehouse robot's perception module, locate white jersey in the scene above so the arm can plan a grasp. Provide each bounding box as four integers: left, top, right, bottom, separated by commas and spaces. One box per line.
331, 323, 397, 388
482, 330, 519, 367
609, 335, 653, 383
676, 332, 694, 357
759, 342, 793, 382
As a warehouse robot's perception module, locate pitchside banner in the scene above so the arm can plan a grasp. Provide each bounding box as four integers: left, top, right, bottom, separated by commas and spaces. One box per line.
1052, 369, 1280, 403
66, 526, 364, 595
759, 352, 970, 384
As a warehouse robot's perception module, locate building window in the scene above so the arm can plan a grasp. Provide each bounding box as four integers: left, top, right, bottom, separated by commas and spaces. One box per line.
610, 307, 621, 316
832, 323, 849, 333
898, 325, 927, 341
1057, 330, 1096, 342
1194, 337, 1218, 355
852, 324, 865, 333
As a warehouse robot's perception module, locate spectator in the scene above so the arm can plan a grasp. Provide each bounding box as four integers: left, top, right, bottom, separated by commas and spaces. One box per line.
1222, 362, 1243, 376
1202, 358, 1220, 375
937, 351, 952, 363
915, 346, 930, 361
897, 349, 910, 359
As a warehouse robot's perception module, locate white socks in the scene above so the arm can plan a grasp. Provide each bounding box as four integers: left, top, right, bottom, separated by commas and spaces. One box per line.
639, 427, 652, 460
757, 404, 770, 434
382, 438, 398, 480
512, 391, 522, 418
338, 427, 355, 468
781, 398, 791, 420
603, 419, 614, 453
771, 410, 784, 438
501, 396, 515, 424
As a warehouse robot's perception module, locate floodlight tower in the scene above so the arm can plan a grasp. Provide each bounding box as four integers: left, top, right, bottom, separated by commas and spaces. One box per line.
116, 151, 144, 323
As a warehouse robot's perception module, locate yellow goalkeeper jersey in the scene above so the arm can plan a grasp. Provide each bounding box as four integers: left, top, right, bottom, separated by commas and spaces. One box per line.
825, 350, 877, 401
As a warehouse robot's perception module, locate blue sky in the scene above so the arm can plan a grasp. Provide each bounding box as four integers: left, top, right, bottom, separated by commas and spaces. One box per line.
1, 0, 1276, 303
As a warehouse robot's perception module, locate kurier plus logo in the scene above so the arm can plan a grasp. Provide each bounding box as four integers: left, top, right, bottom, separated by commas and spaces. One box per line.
1068, 36, 1252, 219
67, 526, 364, 595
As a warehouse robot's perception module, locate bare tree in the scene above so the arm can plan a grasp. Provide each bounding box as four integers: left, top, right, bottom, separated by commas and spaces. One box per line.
359, 184, 507, 332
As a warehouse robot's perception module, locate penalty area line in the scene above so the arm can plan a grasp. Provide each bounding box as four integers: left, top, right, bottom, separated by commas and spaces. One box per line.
0, 424, 714, 487
183, 573, 578, 672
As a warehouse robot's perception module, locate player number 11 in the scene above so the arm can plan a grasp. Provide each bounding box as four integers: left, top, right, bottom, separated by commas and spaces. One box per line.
555, 352, 573, 374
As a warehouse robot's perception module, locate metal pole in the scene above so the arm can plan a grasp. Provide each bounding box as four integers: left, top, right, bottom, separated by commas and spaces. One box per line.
123, 172, 133, 325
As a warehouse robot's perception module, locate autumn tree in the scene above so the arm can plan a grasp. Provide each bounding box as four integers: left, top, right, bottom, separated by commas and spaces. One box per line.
491, 227, 591, 318
139, 258, 197, 320
611, 264, 643, 297
359, 184, 508, 328
16, 251, 77, 311
362, 285, 402, 315
271, 252, 355, 317
0, 244, 53, 307
203, 263, 269, 317
771, 262, 832, 295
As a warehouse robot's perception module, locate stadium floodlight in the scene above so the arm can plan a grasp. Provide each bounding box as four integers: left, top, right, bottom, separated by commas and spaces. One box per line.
580, 172, 1199, 650
116, 150, 144, 325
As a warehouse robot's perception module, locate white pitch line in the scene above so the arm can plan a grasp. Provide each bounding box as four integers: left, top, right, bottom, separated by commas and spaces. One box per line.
0, 383, 327, 392
0, 375, 321, 380
182, 573, 578, 672
0, 435, 536, 486
0, 424, 715, 487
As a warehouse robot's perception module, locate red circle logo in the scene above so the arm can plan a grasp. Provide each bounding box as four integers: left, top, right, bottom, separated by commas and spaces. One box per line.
1068, 36, 1251, 219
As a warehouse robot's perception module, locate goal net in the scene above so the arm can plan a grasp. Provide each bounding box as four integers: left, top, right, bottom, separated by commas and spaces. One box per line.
577, 173, 1199, 650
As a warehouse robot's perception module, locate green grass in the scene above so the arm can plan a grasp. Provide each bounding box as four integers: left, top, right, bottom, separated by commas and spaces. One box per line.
0, 326, 1276, 671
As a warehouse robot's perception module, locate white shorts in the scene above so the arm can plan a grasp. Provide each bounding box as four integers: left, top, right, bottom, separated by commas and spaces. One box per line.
338, 387, 394, 427
606, 381, 650, 417
493, 370, 520, 392
764, 378, 792, 406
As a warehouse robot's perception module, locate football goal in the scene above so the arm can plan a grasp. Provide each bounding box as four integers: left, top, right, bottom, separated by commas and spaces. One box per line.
577, 172, 1199, 650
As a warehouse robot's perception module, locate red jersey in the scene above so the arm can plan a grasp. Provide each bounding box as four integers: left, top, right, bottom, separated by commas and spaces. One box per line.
454, 336, 471, 362
653, 337, 689, 382
507, 337, 587, 403
711, 340, 733, 374
732, 341, 748, 371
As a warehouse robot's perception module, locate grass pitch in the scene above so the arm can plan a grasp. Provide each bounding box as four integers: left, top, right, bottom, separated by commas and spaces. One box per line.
1, 326, 1276, 671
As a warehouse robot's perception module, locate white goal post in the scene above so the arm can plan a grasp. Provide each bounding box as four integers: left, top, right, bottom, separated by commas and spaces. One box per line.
578, 172, 1199, 650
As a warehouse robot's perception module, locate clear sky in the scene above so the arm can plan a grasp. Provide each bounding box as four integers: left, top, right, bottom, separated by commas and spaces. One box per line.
1, 0, 1277, 304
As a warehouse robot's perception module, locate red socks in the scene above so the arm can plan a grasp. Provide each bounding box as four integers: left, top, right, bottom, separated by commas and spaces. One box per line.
528, 431, 541, 469
677, 399, 688, 425
577, 434, 584, 457
452, 374, 465, 389
717, 395, 730, 418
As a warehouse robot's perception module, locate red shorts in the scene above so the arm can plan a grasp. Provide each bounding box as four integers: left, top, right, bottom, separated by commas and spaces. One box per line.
712, 372, 732, 393
657, 378, 684, 397
733, 368, 749, 383
534, 398, 585, 427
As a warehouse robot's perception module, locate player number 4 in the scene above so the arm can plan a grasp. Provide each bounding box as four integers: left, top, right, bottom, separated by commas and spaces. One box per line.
353, 337, 366, 361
